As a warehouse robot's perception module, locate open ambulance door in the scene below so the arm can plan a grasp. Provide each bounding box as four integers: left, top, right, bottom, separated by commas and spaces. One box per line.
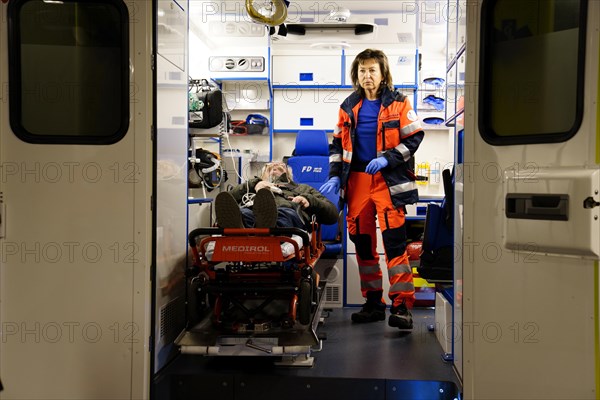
0, 0, 154, 398
463, 0, 599, 398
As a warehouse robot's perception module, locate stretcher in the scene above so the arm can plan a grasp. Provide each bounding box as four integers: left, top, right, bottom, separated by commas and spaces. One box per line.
175, 223, 327, 366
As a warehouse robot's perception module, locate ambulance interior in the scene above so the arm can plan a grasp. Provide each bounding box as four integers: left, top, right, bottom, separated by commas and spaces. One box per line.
1, 0, 597, 398
154, 0, 462, 397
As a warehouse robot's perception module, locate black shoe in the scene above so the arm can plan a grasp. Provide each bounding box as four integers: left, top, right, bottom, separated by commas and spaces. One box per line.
388, 300, 413, 329
253, 188, 278, 228
351, 290, 386, 323
215, 192, 244, 228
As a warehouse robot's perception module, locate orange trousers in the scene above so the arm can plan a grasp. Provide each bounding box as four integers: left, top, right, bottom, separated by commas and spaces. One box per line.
346, 171, 415, 307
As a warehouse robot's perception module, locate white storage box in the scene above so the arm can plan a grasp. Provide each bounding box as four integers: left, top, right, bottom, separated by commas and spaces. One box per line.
435, 292, 453, 355
272, 89, 345, 130
272, 55, 342, 85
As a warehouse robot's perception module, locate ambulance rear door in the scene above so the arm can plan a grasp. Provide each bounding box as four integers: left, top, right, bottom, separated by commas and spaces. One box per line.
463, 0, 599, 398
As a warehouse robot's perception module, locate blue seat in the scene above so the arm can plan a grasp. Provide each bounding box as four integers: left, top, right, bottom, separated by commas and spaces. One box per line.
287, 130, 342, 256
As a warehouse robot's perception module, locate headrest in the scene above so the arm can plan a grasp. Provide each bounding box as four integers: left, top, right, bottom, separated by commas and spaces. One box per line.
294, 130, 329, 156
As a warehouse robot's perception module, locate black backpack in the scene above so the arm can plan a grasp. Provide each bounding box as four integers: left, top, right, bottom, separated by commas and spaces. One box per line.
189, 79, 223, 129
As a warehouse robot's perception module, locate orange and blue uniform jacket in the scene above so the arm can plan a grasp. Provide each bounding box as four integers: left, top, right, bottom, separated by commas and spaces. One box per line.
328, 86, 424, 207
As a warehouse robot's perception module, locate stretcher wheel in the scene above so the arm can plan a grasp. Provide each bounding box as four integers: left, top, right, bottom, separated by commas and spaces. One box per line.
297, 279, 312, 325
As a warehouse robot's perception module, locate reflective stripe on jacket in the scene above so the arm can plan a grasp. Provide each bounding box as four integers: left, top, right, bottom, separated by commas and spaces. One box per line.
328, 86, 425, 207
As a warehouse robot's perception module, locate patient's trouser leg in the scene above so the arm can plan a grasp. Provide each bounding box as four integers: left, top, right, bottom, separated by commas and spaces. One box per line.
240, 207, 304, 228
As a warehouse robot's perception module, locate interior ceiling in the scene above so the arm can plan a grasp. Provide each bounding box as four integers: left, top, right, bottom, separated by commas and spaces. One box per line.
189, 0, 420, 12
188, 0, 447, 53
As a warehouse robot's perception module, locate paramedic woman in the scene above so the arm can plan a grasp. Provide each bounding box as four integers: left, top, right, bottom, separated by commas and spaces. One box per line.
320, 49, 424, 330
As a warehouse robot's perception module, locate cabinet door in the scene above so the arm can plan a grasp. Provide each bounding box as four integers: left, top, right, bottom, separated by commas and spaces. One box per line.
457, 0, 467, 50
272, 88, 350, 130
446, 0, 459, 66
445, 63, 457, 120
221, 80, 270, 110
345, 52, 417, 86
456, 52, 466, 128
157, 0, 187, 70
272, 55, 342, 85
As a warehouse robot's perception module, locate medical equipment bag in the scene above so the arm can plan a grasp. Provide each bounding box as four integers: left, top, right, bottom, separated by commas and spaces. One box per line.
189, 79, 223, 129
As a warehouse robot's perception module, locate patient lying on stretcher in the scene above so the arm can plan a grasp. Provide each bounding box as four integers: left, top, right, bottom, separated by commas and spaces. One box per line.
215, 162, 338, 230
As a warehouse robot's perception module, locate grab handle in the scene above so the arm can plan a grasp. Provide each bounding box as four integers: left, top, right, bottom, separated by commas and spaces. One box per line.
505, 193, 569, 221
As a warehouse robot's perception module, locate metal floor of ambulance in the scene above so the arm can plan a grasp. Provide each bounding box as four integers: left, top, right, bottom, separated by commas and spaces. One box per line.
153, 307, 461, 400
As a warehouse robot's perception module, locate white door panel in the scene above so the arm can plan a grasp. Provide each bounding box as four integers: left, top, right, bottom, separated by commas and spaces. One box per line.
464, 154, 598, 398
503, 167, 600, 258
154, 19, 189, 372
463, 0, 599, 398
0, 1, 153, 398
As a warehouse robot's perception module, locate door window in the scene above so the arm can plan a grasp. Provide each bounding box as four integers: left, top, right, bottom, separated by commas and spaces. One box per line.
479, 0, 587, 145
8, 0, 129, 144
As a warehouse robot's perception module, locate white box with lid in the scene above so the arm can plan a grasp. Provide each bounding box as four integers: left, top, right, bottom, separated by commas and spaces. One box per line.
272, 55, 342, 85
272, 88, 349, 130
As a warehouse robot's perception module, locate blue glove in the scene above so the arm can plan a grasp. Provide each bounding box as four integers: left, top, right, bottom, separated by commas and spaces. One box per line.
319, 177, 340, 194
365, 156, 389, 174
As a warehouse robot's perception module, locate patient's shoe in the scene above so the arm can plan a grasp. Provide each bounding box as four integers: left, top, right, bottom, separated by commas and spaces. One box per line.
253, 188, 278, 228
388, 299, 413, 330
215, 192, 244, 228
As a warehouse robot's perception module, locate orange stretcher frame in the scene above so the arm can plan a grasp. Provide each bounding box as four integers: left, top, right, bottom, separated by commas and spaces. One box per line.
187, 224, 325, 329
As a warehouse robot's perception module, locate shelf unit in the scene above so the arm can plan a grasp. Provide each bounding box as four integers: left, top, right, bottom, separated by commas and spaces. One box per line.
211, 76, 273, 161
189, 77, 273, 189
441, 0, 466, 378
191, 35, 452, 226
270, 82, 417, 133
269, 49, 419, 160
270, 49, 419, 112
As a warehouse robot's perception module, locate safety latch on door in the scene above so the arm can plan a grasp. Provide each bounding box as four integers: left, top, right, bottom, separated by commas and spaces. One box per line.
583, 196, 600, 209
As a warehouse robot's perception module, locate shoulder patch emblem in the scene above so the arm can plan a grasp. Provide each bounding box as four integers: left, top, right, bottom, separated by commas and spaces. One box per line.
407, 110, 418, 122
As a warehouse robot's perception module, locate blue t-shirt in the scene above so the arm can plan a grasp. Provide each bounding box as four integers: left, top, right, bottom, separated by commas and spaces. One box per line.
354, 98, 381, 163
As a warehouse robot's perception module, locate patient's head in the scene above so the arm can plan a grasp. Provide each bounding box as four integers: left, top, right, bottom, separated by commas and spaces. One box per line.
261, 162, 293, 182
